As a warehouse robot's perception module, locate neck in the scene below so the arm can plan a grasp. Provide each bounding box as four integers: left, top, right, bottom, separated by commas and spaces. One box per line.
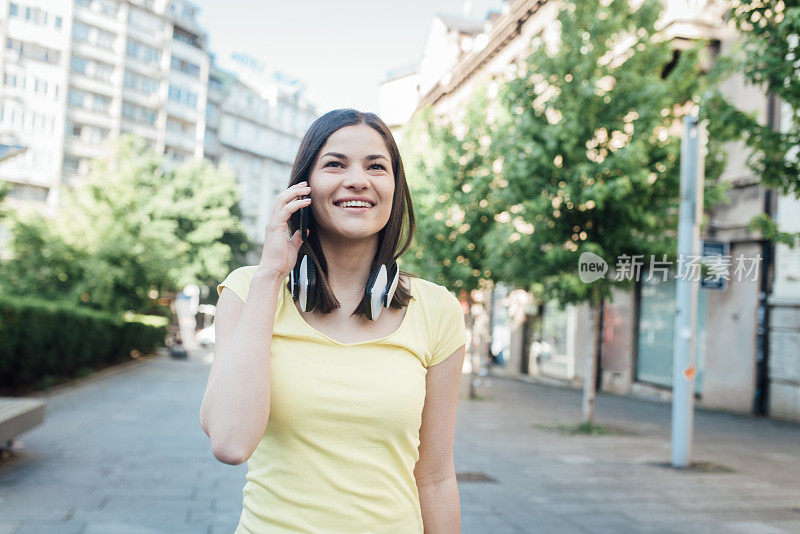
317, 232, 380, 298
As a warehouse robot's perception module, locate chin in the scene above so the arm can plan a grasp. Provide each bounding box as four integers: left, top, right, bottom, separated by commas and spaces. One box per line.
327, 227, 381, 241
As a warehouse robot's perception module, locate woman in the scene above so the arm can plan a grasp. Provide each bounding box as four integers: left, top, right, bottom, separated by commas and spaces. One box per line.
199, 109, 467, 533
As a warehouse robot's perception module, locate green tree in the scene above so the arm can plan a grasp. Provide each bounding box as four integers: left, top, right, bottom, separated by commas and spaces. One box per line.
401, 86, 503, 398
703, 0, 800, 246
487, 0, 717, 422
401, 87, 498, 296
0, 136, 248, 315
0, 180, 11, 222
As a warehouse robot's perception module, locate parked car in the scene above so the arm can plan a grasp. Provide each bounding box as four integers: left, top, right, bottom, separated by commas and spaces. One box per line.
196, 323, 215, 348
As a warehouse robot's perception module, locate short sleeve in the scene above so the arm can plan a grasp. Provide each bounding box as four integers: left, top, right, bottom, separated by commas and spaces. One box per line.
216, 266, 254, 304
429, 286, 467, 366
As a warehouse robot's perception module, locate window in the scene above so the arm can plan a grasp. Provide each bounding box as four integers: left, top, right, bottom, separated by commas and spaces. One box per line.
9, 3, 18, 16
126, 38, 161, 65
55, 16, 62, 29
10, 182, 48, 202
208, 76, 223, 92
173, 26, 202, 48
7, 38, 60, 64
73, 21, 91, 42
66, 121, 83, 137
68, 88, 85, 107
71, 55, 88, 74
124, 70, 159, 95
93, 62, 113, 82
170, 56, 200, 78
165, 146, 189, 163
122, 101, 157, 125
168, 84, 198, 108
34, 78, 47, 95
128, 5, 164, 33
96, 0, 117, 16
3, 71, 25, 89
96, 29, 115, 50
21, 5, 48, 25
121, 102, 135, 120
92, 94, 111, 112
167, 117, 194, 135
87, 126, 109, 141
123, 70, 136, 89
63, 155, 81, 173
141, 77, 159, 94
206, 101, 218, 120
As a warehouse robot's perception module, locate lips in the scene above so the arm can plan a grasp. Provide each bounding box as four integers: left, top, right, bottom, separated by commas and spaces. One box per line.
333, 200, 375, 207
335, 203, 373, 212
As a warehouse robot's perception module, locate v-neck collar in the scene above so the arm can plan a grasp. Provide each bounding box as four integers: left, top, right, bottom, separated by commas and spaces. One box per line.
285, 276, 415, 347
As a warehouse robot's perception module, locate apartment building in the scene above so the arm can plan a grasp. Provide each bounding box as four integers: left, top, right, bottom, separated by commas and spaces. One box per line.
205, 54, 316, 264
0, 0, 209, 219
381, 0, 800, 422
0, 1, 316, 267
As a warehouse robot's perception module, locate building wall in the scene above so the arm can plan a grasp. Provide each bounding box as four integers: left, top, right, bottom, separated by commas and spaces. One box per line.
769, 100, 800, 422
205, 59, 316, 264
0, 0, 73, 215
0, 0, 210, 215
380, 0, 797, 418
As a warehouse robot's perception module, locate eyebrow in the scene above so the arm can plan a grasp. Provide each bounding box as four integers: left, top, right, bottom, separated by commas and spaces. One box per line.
321, 152, 390, 163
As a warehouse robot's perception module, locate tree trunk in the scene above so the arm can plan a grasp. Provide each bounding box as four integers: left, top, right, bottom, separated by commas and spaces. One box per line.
465, 294, 478, 400
582, 292, 605, 424
486, 283, 495, 367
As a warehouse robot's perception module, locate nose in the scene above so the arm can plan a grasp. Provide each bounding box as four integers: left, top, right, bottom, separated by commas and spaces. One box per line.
341, 166, 370, 190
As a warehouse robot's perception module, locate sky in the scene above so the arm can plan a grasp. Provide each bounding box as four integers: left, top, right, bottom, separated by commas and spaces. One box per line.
192, 0, 503, 114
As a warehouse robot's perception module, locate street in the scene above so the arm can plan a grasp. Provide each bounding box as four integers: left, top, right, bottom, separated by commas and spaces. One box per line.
1, 351, 799, 533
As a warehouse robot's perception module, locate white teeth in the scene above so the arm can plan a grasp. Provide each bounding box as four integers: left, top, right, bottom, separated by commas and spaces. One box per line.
336, 200, 373, 208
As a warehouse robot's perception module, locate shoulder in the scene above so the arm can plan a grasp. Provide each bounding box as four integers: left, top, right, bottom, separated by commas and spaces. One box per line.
217, 265, 287, 304
410, 276, 457, 297
414, 278, 466, 366
407, 276, 461, 312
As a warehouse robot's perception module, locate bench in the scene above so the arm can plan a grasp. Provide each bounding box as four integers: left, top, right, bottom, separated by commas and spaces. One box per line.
0, 398, 46, 450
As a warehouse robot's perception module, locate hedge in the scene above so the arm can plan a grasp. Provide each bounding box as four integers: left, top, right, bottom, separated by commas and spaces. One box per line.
0, 295, 168, 390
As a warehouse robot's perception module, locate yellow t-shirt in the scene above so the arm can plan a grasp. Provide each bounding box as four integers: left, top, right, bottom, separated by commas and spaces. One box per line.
216, 265, 467, 534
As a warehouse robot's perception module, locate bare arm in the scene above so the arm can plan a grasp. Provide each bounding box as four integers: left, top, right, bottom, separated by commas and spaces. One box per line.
199, 271, 283, 465
199, 180, 311, 466
415, 344, 466, 533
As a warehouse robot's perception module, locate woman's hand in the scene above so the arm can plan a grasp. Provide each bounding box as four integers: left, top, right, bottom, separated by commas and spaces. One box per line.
257, 181, 312, 279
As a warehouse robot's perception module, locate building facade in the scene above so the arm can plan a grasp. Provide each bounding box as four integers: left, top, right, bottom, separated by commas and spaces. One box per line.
0, 1, 317, 267
0, 0, 210, 219
205, 54, 316, 265
381, 0, 800, 422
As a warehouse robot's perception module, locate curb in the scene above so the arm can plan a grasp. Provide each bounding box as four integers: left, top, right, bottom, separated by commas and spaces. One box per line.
28, 350, 166, 399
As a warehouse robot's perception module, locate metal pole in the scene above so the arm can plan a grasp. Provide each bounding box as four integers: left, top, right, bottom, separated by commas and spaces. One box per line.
671, 113, 705, 468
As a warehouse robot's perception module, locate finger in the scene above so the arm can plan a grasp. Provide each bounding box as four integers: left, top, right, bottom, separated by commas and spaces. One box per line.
277, 197, 311, 223
277, 183, 310, 204
290, 228, 302, 247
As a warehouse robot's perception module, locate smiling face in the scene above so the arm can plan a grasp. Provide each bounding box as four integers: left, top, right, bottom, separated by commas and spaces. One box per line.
308, 123, 395, 243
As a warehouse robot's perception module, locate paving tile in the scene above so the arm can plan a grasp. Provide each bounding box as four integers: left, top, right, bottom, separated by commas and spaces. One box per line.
2, 352, 800, 534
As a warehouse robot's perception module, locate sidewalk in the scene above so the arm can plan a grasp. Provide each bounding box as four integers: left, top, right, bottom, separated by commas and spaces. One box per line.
0, 352, 797, 533
457, 373, 800, 533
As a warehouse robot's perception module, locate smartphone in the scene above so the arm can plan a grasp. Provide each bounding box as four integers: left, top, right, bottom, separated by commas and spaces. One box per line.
300, 200, 310, 241
291, 188, 310, 242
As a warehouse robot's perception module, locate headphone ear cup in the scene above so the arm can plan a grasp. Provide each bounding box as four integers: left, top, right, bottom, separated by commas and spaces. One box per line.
290, 263, 297, 298
298, 255, 310, 311
367, 264, 387, 321
306, 255, 316, 309
384, 262, 400, 308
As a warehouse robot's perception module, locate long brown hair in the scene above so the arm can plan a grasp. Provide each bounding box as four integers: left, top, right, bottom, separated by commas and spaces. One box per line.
286, 109, 416, 318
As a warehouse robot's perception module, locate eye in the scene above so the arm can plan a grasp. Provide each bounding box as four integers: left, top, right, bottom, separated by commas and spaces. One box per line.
369, 163, 387, 171
323, 161, 343, 168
